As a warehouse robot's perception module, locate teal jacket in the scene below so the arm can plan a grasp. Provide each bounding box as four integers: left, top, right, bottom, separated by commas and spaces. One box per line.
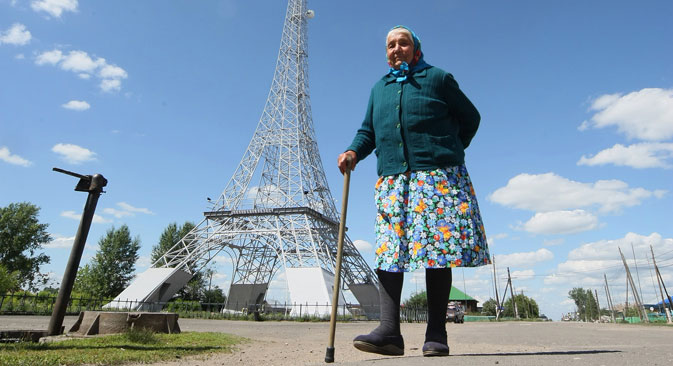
347, 66, 480, 176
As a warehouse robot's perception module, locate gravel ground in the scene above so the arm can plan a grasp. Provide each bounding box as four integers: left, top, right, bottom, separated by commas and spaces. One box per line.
1, 316, 672, 365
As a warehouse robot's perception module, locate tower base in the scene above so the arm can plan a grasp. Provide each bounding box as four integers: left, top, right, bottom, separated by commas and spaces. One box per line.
103, 268, 193, 311
286, 267, 349, 317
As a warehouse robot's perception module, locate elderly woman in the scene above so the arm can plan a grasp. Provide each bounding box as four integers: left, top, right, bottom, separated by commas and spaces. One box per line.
337, 26, 490, 357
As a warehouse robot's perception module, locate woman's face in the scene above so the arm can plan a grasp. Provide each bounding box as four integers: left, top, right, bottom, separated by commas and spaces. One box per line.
386, 30, 415, 69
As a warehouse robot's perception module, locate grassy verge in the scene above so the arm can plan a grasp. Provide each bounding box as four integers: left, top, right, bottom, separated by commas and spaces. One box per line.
0, 330, 244, 366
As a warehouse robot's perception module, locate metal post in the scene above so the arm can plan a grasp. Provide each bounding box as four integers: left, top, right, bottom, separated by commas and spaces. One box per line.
651, 245, 673, 323
604, 274, 616, 323
48, 168, 107, 336
507, 267, 518, 319
619, 247, 648, 322
491, 256, 500, 320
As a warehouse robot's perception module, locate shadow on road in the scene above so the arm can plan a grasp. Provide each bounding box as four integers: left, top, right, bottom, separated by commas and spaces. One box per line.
454, 350, 621, 357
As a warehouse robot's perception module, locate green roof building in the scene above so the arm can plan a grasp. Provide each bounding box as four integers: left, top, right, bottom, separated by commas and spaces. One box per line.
449, 286, 479, 313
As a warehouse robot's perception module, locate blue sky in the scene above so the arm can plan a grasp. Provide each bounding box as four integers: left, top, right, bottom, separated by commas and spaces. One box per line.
1, 0, 672, 320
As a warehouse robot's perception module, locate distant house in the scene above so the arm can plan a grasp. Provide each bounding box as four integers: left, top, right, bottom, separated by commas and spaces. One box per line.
450, 286, 478, 313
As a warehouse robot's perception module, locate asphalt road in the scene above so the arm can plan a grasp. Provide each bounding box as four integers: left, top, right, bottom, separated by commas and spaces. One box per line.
1, 316, 671, 366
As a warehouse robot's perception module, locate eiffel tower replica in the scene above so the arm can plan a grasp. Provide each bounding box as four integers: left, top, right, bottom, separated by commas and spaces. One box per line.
107, 0, 379, 318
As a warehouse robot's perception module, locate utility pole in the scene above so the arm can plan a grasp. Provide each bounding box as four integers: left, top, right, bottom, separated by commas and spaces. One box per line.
507, 267, 519, 319
498, 275, 510, 320
646, 255, 664, 316
625, 274, 629, 319
655, 266, 672, 321
619, 247, 648, 322
631, 243, 645, 309
604, 273, 616, 323
650, 245, 673, 323
492, 256, 501, 320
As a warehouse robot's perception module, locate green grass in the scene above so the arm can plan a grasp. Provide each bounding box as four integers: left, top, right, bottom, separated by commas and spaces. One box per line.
0, 331, 244, 366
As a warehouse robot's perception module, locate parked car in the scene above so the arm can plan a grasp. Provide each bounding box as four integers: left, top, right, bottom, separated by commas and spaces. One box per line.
446, 302, 465, 323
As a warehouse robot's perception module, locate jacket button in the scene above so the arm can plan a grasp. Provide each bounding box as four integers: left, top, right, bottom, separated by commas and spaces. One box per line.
396, 123, 400, 128
398, 142, 403, 147
402, 162, 407, 166
397, 90, 401, 94
396, 105, 400, 110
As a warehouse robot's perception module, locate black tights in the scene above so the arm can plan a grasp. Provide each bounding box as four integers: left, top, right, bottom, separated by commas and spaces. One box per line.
374, 268, 452, 343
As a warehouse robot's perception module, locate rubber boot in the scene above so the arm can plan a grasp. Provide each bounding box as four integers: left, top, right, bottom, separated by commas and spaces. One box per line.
353, 269, 404, 356
423, 267, 452, 356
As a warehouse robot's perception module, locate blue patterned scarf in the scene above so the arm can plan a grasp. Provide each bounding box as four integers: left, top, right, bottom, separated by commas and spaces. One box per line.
387, 25, 431, 83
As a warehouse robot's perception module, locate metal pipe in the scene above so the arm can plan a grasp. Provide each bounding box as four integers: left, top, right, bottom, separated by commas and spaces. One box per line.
48, 170, 107, 336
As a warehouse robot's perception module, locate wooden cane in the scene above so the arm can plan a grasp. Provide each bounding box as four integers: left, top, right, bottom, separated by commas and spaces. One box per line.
325, 160, 352, 363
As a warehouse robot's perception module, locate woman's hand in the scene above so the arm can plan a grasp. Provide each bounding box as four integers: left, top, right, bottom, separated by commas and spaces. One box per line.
337, 150, 358, 174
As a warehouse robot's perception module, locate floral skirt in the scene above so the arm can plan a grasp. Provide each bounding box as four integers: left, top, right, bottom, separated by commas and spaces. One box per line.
374, 164, 490, 272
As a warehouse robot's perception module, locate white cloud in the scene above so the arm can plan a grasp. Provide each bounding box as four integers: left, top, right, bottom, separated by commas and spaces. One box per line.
352, 239, 372, 253
542, 238, 565, 247
487, 233, 508, 247
496, 248, 554, 268
15, 53, 25, 59
35, 49, 63, 65
100, 79, 121, 92
489, 172, 665, 213
35, 49, 127, 92
560, 298, 575, 306
117, 202, 154, 215
52, 143, 97, 164
0, 146, 32, 167
44, 234, 75, 249
581, 88, 673, 141
99, 64, 128, 79
31, 0, 78, 18
567, 232, 672, 261
60, 50, 105, 73
519, 210, 599, 235
0, 23, 31, 45
102, 202, 154, 219
557, 259, 623, 274
543, 232, 673, 305
212, 255, 233, 264
62, 100, 90, 111
102, 208, 132, 219
578, 142, 673, 169
60, 210, 111, 224
542, 274, 568, 286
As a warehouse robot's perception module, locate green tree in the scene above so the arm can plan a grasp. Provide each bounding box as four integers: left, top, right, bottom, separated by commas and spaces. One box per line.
481, 298, 497, 316
150, 222, 195, 264
0, 202, 51, 289
403, 291, 427, 309
568, 287, 599, 321
503, 293, 539, 319
203, 286, 226, 304
151, 222, 209, 300
0, 263, 20, 293
74, 225, 140, 298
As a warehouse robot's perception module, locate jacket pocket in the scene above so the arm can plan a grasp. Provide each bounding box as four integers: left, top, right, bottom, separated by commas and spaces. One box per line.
429, 135, 459, 163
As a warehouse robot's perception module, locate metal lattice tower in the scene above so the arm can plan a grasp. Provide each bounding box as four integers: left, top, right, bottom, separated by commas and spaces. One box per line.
110, 0, 379, 316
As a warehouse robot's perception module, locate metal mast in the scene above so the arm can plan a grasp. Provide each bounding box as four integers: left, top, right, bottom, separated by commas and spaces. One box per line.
110, 0, 379, 316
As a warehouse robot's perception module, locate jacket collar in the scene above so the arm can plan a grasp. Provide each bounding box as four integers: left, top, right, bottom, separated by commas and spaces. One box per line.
383, 67, 429, 83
